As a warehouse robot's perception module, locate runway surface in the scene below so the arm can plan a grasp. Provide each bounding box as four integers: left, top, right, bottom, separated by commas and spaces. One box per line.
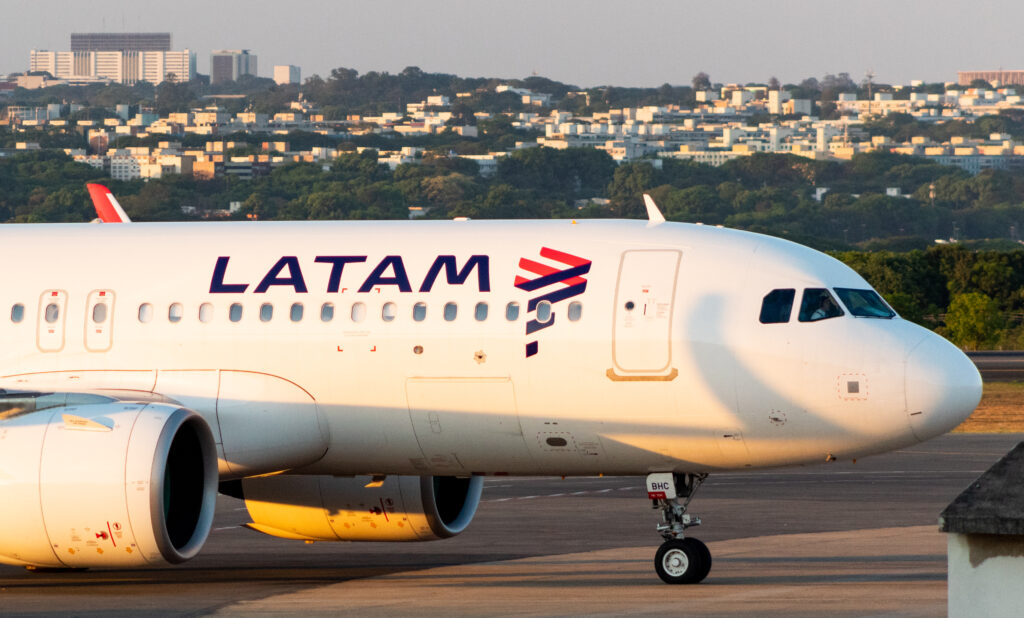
968, 351, 1024, 381
0, 433, 1020, 616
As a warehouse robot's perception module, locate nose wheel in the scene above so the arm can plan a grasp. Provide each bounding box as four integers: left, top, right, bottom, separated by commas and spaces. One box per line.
655, 538, 712, 584
646, 472, 710, 584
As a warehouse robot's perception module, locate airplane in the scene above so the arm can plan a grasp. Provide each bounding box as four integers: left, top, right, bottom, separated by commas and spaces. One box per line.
0, 187, 981, 584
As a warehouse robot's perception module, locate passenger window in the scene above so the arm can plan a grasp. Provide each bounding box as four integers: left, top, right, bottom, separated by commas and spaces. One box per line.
759, 289, 795, 324
229, 303, 243, 322
138, 303, 153, 323
506, 302, 520, 321
45, 303, 60, 324
199, 303, 213, 323
536, 301, 552, 324
798, 289, 843, 322
168, 303, 183, 323
413, 302, 427, 322
351, 302, 366, 322
260, 303, 273, 322
290, 303, 304, 322
92, 303, 108, 324
444, 302, 457, 322
475, 302, 488, 321
11, 303, 25, 323
321, 302, 334, 322
568, 301, 582, 321
382, 302, 397, 322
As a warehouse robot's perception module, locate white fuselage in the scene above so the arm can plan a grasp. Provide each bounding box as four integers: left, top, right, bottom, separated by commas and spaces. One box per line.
0, 219, 981, 478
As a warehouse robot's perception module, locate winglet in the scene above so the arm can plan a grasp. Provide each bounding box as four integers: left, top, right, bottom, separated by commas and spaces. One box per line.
643, 194, 665, 226
87, 183, 132, 223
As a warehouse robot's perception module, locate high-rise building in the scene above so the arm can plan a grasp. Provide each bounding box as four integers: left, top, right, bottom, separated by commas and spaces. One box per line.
30, 33, 194, 84
273, 65, 300, 85
958, 70, 1024, 87
30, 49, 195, 84
71, 32, 171, 52
210, 50, 257, 84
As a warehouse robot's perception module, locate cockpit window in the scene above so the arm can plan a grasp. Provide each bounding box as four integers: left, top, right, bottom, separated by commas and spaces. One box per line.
759, 289, 795, 324
834, 288, 896, 319
798, 288, 844, 322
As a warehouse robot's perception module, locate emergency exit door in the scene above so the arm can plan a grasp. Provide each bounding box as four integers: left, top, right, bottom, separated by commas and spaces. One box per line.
36, 290, 68, 353
612, 250, 681, 373
85, 290, 115, 352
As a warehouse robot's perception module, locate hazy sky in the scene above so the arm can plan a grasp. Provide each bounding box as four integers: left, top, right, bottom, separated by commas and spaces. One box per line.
2, 0, 1020, 88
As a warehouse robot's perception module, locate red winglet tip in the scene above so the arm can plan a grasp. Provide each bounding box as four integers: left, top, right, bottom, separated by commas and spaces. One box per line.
87, 183, 123, 223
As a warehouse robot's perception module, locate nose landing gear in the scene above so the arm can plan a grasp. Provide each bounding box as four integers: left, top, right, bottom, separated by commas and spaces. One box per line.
646, 472, 710, 584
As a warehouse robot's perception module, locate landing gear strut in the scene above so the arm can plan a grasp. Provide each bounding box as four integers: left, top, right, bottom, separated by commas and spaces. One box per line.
646, 472, 710, 584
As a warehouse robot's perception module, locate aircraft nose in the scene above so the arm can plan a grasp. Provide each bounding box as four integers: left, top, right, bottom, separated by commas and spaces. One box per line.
905, 334, 982, 441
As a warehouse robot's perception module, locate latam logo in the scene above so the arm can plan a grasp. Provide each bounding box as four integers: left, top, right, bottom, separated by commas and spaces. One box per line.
515, 248, 591, 358
210, 255, 489, 294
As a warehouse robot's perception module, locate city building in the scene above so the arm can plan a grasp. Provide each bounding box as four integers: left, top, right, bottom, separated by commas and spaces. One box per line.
211, 50, 257, 84
71, 32, 170, 52
5, 70, 1023, 182
30, 32, 194, 84
958, 70, 1024, 87
273, 65, 300, 85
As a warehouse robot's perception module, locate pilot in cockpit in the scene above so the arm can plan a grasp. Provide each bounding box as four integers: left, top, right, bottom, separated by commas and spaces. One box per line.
810, 293, 840, 321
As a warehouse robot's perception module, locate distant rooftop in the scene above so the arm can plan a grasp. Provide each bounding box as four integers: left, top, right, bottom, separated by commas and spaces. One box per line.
71, 32, 171, 52
940, 442, 1024, 535
958, 70, 1024, 87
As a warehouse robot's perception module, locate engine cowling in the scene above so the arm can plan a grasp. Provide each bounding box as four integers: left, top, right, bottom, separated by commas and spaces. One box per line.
0, 395, 218, 568
230, 474, 483, 542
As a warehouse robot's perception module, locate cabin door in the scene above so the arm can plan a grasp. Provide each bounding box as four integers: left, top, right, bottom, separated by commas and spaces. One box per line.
612, 250, 681, 374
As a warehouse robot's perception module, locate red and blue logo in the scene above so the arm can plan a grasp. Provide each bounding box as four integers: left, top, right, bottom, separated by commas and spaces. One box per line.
515, 248, 591, 357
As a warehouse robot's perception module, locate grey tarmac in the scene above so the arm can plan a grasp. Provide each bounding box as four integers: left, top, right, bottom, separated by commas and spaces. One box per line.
968, 351, 1024, 381
0, 433, 1019, 616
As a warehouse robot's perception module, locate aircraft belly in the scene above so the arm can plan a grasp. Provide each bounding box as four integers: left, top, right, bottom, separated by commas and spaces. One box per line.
405, 377, 532, 473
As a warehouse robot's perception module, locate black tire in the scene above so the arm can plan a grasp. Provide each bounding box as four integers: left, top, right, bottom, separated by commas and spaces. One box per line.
682, 537, 712, 582
654, 539, 706, 584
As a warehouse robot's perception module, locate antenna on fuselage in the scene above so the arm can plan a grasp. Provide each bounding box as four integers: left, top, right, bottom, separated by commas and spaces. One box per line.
643, 194, 666, 226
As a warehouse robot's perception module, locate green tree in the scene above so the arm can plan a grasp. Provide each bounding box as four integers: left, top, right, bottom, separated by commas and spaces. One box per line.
945, 292, 1003, 350
421, 173, 476, 206
607, 162, 659, 217
154, 78, 197, 115
661, 185, 727, 223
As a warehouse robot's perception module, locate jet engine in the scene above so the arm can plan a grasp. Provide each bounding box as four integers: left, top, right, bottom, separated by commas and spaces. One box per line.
0, 393, 218, 568
225, 474, 483, 542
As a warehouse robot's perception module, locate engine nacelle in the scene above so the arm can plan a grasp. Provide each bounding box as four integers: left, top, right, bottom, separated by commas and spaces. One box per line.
0, 396, 218, 568
230, 474, 483, 542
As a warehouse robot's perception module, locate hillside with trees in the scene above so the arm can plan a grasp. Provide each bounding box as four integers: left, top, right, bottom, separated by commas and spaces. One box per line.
4, 66, 1001, 122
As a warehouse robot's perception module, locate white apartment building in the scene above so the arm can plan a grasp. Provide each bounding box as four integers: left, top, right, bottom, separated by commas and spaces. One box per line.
459, 154, 504, 177
663, 147, 745, 166
109, 156, 141, 181
273, 65, 300, 85
29, 49, 196, 84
